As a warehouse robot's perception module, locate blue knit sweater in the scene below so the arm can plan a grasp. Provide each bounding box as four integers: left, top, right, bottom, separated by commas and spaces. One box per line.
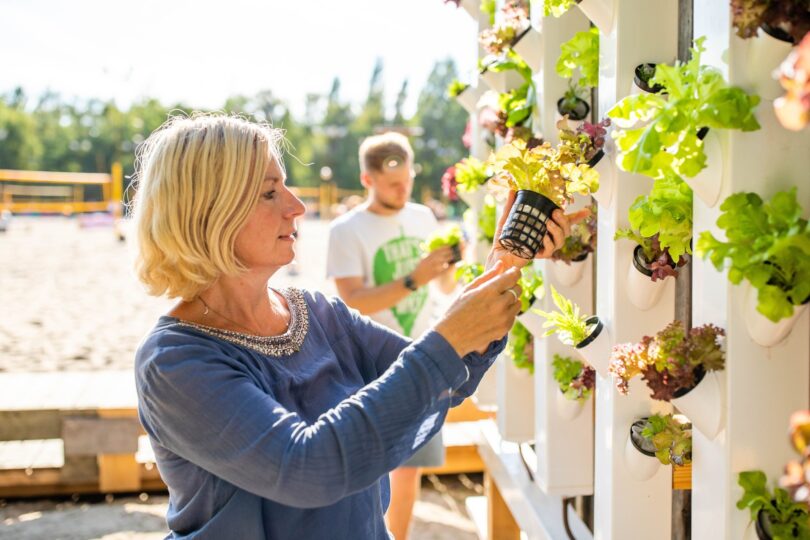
135, 289, 504, 539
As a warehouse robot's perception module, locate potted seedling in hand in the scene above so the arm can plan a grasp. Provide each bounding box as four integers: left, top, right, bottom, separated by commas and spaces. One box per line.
610, 321, 726, 438
489, 138, 599, 260
536, 285, 610, 376
423, 224, 464, 265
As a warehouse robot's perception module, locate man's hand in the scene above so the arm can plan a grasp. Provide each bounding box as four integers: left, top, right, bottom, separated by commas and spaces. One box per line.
411, 246, 456, 287
486, 191, 591, 271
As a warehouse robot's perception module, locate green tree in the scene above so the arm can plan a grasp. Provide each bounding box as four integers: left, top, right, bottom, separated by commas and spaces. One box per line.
410, 58, 469, 197
0, 88, 42, 169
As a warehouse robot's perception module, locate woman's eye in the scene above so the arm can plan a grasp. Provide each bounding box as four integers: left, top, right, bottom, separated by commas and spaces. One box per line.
262, 191, 276, 200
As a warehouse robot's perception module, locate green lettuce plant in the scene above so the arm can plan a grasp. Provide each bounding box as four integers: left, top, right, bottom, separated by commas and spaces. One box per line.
696, 188, 810, 323
614, 175, 693, 280
479, 0, 529, 56
556, 27, 600, 90
478, 196, 497, 242
552, 354, 595, 402
542, 0, 577, 17
489, 138, 599, 207
609, 321, 725, 401
423, 224, 463, 252
553, 203, 597, 264
481, 0, 497, 25
507, 320, 534, 372
557, 117, 611, 165
498, 79, 536, 129
607, 37, 761, 183
614, 229, 686, 281
480, 49, 533, 83
731, 0, 810, 43
737, 471, 810, 539
627, 175, 693, 262
447, 79, 468, 98
455, 262, 484, 284
535, 285, 593, 346
455, 157, 491, 193
518, 265, 544, 312
641, 414, 692, 466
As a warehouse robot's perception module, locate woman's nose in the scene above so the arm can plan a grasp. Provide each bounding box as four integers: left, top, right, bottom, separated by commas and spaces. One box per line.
285, 189, 306, 218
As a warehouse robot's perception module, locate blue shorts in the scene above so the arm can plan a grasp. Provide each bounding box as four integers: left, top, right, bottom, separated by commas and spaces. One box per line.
400, 429, 445, 468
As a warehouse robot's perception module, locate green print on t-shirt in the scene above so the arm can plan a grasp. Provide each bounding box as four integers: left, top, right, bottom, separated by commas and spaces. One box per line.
372, 232, 427, 337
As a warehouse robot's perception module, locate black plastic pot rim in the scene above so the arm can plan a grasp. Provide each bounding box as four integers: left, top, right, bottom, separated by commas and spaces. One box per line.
576, 316, 603, 349
633, 63, 667, 94
629, 419, 658, 458
556, 97, 590, 121
511, 25, 533, 48
755, 508, 773, 540
632, 245, 655, 278
760, 22, 795, 45
586, 148, 605, 168
454, 85, 471, 98
671, 364, 708, 400
572, 251, 590, 263
519, 294, 536, 315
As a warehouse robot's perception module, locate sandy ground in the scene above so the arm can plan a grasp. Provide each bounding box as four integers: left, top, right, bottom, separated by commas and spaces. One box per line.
0, 215, 482, 539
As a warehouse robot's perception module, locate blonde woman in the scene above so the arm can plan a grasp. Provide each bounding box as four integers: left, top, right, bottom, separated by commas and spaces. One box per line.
131, 114, 572, 539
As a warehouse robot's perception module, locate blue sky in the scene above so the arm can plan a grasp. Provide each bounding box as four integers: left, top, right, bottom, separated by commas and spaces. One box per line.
3, 0, 479, 116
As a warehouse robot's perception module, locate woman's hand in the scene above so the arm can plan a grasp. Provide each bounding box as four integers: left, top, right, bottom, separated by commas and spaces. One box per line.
486, 191, 592, 271
434, 261, 522, 357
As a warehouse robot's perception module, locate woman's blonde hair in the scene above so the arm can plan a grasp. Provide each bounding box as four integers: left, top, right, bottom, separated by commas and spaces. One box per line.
130, 113, 285, 301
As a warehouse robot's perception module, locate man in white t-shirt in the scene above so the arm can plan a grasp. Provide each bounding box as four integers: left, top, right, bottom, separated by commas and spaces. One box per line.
326, 132, 457, 540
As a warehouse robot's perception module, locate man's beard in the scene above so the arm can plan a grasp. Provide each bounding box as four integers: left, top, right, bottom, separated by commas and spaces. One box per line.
376, 196, 405, 211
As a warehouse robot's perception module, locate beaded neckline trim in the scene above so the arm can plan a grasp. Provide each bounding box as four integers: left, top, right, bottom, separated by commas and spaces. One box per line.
174, 287, 308, 357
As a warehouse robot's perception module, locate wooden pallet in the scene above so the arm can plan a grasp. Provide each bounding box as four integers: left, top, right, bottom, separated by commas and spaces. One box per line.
0, 371, 494, 498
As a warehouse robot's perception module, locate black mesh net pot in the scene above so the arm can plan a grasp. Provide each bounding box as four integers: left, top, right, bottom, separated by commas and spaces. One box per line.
498, 190, 560, 259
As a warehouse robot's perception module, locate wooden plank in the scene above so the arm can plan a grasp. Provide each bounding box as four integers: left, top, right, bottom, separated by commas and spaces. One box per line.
0, 410, 62, 441
422, 445, 484, 476
673, 463, 692, 490
0, 169, 111, 184
62, 417, 140, 456
446, 398, 495, 423
97, 409, 141, 493
60, 456, 99, 484
98, 454, 141, 493
485, 471, 521, 540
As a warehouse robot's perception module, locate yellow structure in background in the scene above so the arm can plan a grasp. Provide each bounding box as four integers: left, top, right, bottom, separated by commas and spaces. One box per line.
0, 164, 123, 217
0, 165, 371, 220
